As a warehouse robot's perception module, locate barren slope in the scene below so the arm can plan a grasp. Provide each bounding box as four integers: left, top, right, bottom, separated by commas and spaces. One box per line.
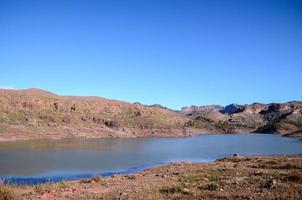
0, 89, 198, 141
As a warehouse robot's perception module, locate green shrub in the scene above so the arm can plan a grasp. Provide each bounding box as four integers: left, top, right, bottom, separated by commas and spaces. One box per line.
160, 185, 182, 194
205, 182, 219, 191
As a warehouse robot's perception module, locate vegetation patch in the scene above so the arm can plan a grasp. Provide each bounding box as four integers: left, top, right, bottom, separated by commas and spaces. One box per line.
202, 182, 219, 191
160, 185, 183, 194
281, 172, 302, 183
79, 176, 101, 184
160, 184, 192, 195
0, 186, 14, 200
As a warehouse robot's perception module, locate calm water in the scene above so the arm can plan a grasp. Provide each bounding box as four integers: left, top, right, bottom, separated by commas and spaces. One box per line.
0, 133, 302, 184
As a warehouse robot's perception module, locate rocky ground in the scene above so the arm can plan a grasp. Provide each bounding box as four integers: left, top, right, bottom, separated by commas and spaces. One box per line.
1, 155, 302, 200
0, 88, 302, 141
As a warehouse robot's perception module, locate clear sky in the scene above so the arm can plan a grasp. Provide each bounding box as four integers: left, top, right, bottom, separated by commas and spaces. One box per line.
1, 0, 302, 109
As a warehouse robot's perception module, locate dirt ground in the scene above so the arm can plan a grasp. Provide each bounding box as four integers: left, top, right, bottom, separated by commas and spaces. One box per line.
1, 155, 302, 200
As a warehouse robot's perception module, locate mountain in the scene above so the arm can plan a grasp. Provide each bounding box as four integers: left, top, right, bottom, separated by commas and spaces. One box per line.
181, 105, 223, 115
0, 88, 301, 141
0, 88, 199, 141
181, 102, 302, 138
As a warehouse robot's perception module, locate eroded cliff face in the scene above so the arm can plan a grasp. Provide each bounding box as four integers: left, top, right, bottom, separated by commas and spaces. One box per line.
181, 102, 302, 136
0, 88, 301, 140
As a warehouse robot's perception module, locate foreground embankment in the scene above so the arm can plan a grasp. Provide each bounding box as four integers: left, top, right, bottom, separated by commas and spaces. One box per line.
1, 155, 302, 200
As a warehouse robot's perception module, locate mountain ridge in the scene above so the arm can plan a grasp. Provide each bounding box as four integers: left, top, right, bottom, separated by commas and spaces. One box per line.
0, 88, 301, 141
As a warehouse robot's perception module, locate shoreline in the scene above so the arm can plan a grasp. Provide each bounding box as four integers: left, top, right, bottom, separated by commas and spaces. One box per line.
2, 153, 301, 186
1, 158, 217, 186
0, 127, 204, 142
0, 129, 301, 142
1, 155, 302, 199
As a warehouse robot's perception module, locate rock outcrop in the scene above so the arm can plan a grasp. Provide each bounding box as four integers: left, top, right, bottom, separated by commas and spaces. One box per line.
181, 102, 302, 136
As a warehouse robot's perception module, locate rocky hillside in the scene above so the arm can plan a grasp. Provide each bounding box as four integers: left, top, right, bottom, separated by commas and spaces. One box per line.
181, 102, 302, 137
0, 89, 199, 140
0, 88, 301, 140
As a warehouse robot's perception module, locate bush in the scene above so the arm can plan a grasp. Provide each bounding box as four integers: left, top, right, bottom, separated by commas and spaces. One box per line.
205, 183, 219, 191
79, 176, 101, 184
0, 187, 14, 200
160, 185, 182, 194
34, 185, 44, 194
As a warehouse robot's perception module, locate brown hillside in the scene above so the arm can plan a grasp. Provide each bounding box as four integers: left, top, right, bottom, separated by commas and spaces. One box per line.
0, 89, 199, 141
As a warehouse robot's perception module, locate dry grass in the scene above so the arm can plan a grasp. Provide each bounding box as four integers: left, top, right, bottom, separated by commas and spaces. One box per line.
0, 185, 14, 200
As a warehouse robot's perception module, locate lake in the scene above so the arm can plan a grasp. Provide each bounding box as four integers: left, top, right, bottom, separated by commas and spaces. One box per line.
0, 133, 302, 184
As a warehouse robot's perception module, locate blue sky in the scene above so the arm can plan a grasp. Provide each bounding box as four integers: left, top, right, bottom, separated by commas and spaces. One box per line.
1, 0, 302, 109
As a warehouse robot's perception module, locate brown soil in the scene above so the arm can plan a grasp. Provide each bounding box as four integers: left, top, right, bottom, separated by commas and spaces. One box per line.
2, 155, 302, 200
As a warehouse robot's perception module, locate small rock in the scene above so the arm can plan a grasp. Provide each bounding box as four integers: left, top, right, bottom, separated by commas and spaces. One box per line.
267, 179, 277, 188
173, 171, 180, 175
272, 179, 277, 185
263, 179, 277, 188
126, 175, 136, 180
183, 188, 190, 194
120, 192, 127, 196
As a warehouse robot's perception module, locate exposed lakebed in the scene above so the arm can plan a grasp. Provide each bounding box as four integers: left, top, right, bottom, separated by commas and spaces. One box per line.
1, 133, 302, 184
